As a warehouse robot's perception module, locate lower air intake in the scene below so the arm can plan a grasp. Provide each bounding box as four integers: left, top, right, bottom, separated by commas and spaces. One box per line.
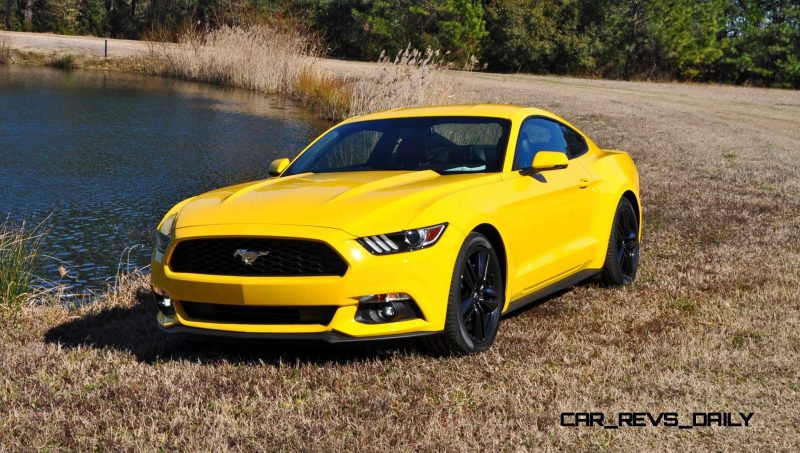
180, 302, 338, 325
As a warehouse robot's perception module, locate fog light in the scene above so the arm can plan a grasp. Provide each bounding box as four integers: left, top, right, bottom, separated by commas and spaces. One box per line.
378, 303, 396, 321
151, 286, 175, 316
355, 293, 422, 324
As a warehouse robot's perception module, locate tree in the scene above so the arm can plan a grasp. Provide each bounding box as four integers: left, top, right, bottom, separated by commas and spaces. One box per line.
315, 0, 487, 63
482, 0, 594, 74
4, 0, 12, 29
77, 0, 106, 35
717, 0, 800, 87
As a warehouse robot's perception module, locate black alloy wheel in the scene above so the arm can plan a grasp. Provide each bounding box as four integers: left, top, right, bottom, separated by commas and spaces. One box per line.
601, 197, 640, 286
426, 233, 504, 355
459, 246, 502, 345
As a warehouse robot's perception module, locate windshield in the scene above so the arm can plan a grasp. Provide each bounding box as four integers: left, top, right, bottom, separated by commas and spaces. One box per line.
283, 117, 511, 175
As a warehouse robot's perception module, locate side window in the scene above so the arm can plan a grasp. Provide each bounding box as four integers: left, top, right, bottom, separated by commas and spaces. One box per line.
513, 118, 588, 169
560, 124, 588, 159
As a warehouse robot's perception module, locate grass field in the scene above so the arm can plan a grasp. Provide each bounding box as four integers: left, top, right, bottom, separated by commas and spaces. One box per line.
2, 33, 800, 450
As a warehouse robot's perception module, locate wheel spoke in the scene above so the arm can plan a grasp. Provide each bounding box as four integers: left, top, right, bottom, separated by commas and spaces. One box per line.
460, 297, 474, 321
461, 266, 476, 292
482, 310, 494, 336
465, 256, 479, 288
625, 210, 637, 232
480, 297, 499, 312
477, 250, 489, 282
616, 246, 626, 265
616, 218, 626, 239
480, 288, 499, 311
630, 251, 639, 271
472, 305, 486, 340
619, 249, 630, 273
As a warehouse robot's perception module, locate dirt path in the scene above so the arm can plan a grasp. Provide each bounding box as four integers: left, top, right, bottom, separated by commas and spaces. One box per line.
2, 30, 148, 58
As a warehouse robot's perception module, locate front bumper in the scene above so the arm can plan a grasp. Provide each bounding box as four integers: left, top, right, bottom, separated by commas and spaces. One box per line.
151, 223, 464, 339
158, 323, 436, 343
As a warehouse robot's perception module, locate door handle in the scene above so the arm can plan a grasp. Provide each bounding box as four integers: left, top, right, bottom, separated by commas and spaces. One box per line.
579, 177, 590, 189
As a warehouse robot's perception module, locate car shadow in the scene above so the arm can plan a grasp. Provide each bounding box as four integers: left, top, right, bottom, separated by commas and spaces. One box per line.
501, 278, 597, 320
43, 288, 421, 365
44, 280, 595, 364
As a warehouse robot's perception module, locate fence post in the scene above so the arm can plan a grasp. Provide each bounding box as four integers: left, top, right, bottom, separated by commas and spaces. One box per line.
104, 40, 108, 59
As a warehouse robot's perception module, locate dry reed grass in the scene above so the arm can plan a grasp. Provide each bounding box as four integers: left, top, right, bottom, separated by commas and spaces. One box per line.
150, 26, 451, 120
293, 69, 353, 121
0, 33, 10, 64
149, 25, 319, 97
348, 47, 451, 116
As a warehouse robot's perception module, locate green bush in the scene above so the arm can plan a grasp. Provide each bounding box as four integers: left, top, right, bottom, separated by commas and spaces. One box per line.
48, 53, 77, 70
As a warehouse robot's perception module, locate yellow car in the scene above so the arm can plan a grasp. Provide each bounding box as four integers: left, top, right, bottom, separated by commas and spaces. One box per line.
151, 104, 640, 354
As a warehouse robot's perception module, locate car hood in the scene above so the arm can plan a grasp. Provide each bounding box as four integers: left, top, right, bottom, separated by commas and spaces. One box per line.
174, 170, 495, 236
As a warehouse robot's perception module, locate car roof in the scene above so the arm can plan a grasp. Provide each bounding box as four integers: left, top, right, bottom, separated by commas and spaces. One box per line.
343, 104, 557, 123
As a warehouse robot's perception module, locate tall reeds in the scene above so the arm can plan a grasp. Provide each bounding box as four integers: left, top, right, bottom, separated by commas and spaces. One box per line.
149, 25, 452, 121
0, 220, 46, 306
0, 34, 10, 64
348, 47, 449, 116
149, 25, 319, 96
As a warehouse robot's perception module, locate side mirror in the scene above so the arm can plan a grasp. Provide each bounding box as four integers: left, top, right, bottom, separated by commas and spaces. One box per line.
520, 151, 568, 175
268, 158, 290, 177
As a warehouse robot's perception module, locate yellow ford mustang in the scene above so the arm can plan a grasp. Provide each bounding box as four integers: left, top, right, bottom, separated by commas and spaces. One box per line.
151, 104, 640, 354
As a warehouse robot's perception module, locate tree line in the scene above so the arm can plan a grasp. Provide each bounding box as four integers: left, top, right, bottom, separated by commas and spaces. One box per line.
2, 1, 798, 88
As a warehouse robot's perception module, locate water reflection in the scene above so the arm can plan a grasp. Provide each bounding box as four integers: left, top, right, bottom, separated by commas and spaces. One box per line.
0, 65, 327, 292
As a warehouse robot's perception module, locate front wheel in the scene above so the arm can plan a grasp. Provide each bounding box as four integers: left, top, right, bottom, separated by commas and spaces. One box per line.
425, 232, 504, 355
600, 197, 640, 286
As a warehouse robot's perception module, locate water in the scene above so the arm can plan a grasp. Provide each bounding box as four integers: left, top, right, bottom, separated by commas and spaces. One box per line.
0, 66, 327, 293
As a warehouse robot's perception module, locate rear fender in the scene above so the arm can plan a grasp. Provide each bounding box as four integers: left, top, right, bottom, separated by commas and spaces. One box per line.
582, 149, 641, 267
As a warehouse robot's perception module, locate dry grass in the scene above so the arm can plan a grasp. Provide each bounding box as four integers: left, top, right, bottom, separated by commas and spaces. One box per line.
0, 33, 10, 64
347, 47, 451, 116
149, 26, 451, 120
149, 25, 318, 95
2, 30, 800, 451
293, 69, 353, 121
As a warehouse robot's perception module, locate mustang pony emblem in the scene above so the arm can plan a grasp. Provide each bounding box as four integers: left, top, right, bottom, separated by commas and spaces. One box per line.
234, 249, 269, 265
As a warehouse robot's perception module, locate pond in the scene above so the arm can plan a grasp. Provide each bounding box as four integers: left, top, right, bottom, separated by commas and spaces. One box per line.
0, 65, 327, 294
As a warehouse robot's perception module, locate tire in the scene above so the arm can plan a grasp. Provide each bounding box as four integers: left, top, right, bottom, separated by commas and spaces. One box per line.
425, 232, 505, 355
600, 197, 640, 286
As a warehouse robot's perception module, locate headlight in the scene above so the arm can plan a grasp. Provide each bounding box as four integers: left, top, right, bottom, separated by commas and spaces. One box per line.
154, 213, 176, 255
357, 223, 447, 255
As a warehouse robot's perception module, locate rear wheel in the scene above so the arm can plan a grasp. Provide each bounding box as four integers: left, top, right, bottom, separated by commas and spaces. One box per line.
600, 197, 640, 286
426, 233, 504, 355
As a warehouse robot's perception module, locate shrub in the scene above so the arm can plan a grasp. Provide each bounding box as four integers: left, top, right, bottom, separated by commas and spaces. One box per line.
46, 54, 78, 70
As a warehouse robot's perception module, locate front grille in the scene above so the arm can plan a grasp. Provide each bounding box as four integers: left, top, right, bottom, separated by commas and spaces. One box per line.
169, 238, 347, 276
181, 301, 338, 325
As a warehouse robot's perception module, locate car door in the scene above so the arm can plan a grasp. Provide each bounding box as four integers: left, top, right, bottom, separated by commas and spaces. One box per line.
499, 117, 595, 300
